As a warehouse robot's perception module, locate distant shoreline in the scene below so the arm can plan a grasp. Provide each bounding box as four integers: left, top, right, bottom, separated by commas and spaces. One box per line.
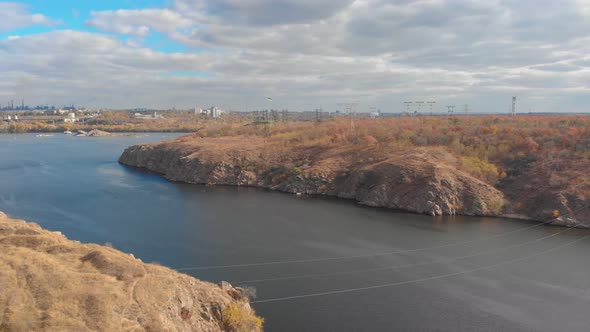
0, 128, 196, 134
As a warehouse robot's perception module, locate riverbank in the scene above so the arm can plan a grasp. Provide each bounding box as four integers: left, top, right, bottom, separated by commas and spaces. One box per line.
0, 127, 196, 134
0, 211, 263, 331
118, 128, 589, 228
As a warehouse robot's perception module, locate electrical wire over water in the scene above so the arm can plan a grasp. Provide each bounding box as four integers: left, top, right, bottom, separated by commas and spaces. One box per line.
250, 234, 590, 304
232, 225, 575, 284
176, 219, 561, 271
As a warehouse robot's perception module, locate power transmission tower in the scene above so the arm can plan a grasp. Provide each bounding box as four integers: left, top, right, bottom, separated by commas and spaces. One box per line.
415, 101, 424, 116
464, 104, 470, 116
446, 105, 455, 117
337, 103, 357, 134
404, 101, 412, 115
511, 96, 517, 116
427, 101, 436, 116
315, 108, 323, 122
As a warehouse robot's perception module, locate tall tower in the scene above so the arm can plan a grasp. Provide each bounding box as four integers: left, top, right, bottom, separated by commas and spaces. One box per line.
415, 101, 424, 116
337, 103, 357, 134
404, 101, 412, 115
446, 105, 455, 116
511, 96, 516, 116
427, 101, 436, 115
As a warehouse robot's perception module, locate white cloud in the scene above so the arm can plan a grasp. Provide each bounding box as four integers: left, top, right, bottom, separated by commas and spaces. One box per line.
173, 0, 354, 25
86, 9, 194, 36
0, 2, 55, 32
2, 1, 590, 113
576, 0, 590, 15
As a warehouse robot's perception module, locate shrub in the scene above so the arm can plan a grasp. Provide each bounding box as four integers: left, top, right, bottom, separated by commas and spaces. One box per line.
222, 304, 264, 332
460, 156, 502, 184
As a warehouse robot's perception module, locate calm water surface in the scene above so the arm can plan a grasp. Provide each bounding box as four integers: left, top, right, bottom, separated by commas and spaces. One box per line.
1, 133, 589, 332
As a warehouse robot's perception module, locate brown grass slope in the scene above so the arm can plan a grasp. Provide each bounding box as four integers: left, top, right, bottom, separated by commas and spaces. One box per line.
119, 125, 589, 227
0, 212, 263, 332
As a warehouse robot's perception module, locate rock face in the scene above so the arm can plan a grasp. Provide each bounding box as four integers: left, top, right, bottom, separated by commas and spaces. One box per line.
0, 212, 263, 331
333, 157, 504, 217
119, 135, 590, 228
76, 129, 112, 137
119, 137, 505, 218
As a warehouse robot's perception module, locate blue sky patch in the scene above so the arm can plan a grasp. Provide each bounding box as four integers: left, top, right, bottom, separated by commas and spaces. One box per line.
144, 31, 188, 53
3, 0, 199, 54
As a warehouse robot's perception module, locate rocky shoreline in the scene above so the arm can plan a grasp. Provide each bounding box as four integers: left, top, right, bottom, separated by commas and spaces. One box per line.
0, 211, 263, 331
118, 136, 588, 229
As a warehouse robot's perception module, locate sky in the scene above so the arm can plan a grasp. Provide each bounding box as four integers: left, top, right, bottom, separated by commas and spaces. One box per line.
0, 0, 589, 113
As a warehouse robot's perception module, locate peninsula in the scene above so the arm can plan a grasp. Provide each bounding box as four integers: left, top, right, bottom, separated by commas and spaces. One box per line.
119, 116, 590, 228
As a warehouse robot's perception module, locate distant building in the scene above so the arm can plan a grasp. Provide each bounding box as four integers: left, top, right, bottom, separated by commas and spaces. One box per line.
64, 113, 77, 123
212, 107, 224, 118
197, 106, 225, 118
134, 112, 164, 120
369, 109, 381, 118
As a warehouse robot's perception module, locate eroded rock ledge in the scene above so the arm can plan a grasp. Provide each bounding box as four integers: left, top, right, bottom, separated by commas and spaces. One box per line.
119, 136, 589, 228
0, 212, 263, 331
119, 137, 507, 217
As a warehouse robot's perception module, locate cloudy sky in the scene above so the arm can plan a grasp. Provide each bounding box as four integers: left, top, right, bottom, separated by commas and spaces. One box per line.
1, 0, 589, 113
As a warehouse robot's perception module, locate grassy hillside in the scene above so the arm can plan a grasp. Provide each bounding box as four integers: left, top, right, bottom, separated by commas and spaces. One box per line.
120, 116, 590, 226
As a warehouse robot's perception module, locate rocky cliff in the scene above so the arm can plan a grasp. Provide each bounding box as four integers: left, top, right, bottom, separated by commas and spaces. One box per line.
118, 137, 506, 218
119, 136, 588, 228
0, 212, 263, 331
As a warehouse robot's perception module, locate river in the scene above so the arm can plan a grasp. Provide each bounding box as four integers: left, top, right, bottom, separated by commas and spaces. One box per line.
0, 133, 589, 331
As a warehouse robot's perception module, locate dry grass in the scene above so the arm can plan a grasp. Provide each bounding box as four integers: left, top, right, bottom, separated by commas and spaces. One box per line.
222, 304, 264, 332
0, 212, 263, 331
138, 116, 590, 222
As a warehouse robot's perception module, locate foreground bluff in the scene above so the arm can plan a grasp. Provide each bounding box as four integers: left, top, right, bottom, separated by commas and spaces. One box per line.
0, 212, 263, 332
119, 136, 505, 218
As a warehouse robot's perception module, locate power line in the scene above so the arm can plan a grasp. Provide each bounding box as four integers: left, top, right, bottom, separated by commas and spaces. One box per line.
250, 234, 589, 304
175, 220, 558, 271
233, 226, 573, 284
